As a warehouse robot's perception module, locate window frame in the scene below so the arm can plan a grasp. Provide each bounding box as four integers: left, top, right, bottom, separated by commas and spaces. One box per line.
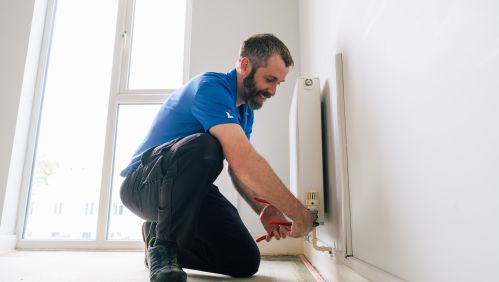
16, 0, 192, 250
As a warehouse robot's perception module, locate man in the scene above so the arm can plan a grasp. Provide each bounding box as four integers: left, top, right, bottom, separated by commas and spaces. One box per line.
120, 33, 313, 282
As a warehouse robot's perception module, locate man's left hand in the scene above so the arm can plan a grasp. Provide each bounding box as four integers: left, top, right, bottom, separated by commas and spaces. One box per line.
259, 204, 290, 242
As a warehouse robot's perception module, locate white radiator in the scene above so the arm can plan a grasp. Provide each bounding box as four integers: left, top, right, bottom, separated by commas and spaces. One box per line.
289, 77, 325, 224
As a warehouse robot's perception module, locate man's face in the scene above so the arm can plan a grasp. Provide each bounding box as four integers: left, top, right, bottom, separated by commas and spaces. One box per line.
242, 54, 289, 110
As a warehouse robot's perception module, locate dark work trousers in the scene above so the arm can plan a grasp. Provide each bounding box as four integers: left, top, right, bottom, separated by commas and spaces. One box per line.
120, 133, 260, 277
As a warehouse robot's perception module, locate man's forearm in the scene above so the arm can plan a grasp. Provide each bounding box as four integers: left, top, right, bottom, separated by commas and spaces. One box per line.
230, 148, 308, 223
228, 167, 266, 215
209, 123, 311, 233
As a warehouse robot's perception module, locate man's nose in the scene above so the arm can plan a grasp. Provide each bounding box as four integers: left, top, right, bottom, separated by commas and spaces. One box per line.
268, 85, 277, 96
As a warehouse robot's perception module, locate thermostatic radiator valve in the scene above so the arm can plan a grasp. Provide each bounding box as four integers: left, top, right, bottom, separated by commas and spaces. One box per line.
306, 191, 320, 227
305, 191, 333, 253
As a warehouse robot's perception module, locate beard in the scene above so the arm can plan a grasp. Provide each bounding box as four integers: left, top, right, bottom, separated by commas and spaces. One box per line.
242, 68, 272, 110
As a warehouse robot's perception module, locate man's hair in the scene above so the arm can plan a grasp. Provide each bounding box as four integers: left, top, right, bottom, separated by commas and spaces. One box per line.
239, 33, 294, 69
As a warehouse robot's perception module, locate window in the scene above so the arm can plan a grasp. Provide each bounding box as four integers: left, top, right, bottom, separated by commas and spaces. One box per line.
21, 0, 189, 248
127, 0, 186, 90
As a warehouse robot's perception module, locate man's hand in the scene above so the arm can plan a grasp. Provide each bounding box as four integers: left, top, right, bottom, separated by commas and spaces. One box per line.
259, 202, 314, 241
287, 207, 314, 238
259, 205, 290, 242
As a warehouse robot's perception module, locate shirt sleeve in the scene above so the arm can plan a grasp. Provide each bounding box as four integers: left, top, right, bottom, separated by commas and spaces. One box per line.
191, 79, 240, 131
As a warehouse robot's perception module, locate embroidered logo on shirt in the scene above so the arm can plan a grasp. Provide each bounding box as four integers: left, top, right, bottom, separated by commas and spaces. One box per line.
226, 110, 234, 119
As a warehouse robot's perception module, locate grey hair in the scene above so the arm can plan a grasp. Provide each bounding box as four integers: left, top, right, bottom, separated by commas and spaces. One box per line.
239, 33, 294, 69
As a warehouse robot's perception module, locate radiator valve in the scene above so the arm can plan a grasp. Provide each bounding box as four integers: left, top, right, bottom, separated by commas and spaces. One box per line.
306, 191, 320, 227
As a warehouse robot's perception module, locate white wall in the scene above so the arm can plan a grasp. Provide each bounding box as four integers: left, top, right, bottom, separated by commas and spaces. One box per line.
299, 0, 499, 281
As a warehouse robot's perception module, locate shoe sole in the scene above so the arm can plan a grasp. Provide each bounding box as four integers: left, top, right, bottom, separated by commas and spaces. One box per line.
151, 271, 187, 282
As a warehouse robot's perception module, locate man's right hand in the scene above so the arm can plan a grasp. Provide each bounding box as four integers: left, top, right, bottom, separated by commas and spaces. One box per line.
287, 207, 314, 238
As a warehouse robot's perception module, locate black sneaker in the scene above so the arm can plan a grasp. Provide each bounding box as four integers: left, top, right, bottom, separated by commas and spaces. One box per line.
147, 240, 187, 282
142, 221, 157, 268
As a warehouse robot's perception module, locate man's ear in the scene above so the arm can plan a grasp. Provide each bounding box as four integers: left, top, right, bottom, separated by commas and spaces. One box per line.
239, 57, 252, 76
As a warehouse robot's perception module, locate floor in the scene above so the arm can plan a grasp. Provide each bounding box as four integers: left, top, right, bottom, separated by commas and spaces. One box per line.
0, 251, 319, 282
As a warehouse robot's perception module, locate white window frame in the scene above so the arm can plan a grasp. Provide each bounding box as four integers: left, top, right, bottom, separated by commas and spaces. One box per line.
16, 0, 192, 250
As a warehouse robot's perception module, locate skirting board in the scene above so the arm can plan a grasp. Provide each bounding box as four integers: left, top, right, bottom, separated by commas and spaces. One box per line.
304, 242, 405, 282
0, 234, 16, 254
338, 255, 405, 282
299, 254, 327, 282
304, 242, 368, 282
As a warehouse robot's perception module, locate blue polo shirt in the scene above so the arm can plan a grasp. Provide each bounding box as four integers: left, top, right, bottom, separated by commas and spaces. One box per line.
120, 68, 254, 177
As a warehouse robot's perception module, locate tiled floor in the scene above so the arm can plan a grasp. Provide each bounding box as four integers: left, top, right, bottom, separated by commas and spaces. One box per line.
0, 251, 318, 282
